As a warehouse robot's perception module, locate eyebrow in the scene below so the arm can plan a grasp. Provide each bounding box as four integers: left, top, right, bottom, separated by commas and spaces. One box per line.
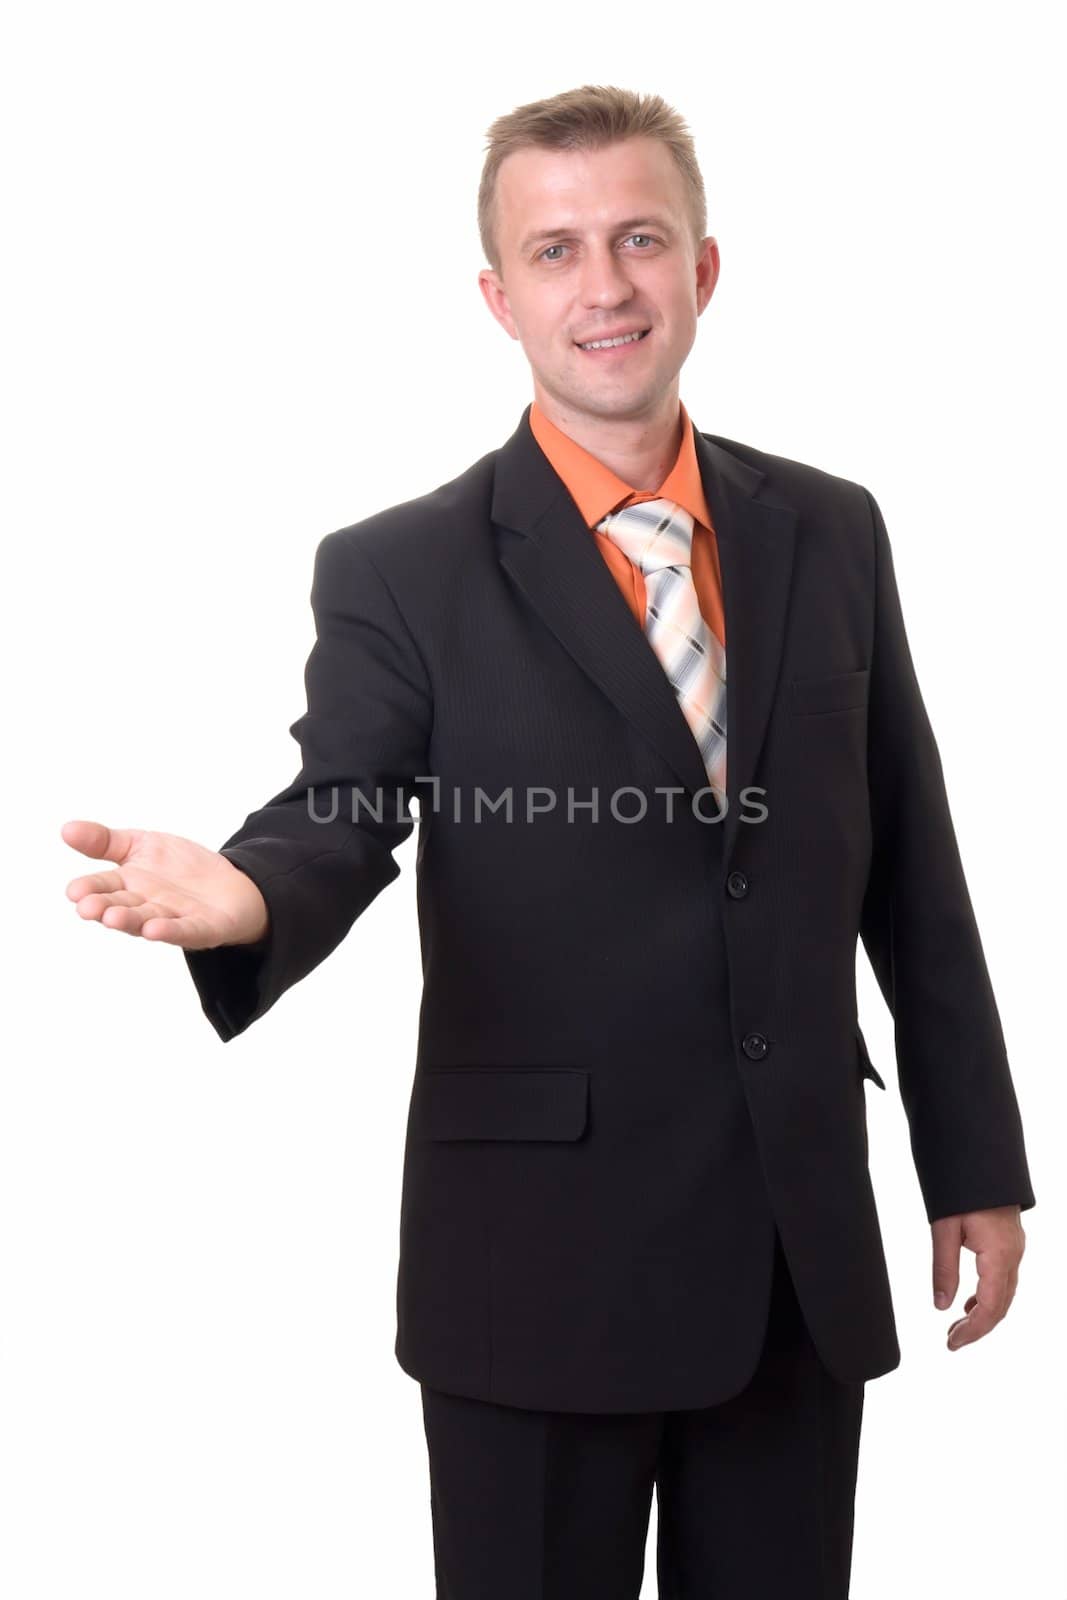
518, 216, 676, 255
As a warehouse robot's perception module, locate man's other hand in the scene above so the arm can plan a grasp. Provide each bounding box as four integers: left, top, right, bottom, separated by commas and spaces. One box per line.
931, 1205, 1026, 1351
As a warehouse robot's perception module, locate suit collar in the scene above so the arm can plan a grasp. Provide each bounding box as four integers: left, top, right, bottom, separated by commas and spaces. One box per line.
491, 403, 797, 869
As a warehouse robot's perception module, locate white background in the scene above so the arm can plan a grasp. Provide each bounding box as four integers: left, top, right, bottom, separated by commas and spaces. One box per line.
5, 1, 1064, 1594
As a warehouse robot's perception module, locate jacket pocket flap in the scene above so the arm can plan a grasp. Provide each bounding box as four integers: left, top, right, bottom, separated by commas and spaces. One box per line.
415, 1067, 590, 1141
855, 1026, 887, 1090
791, 668, 869, 716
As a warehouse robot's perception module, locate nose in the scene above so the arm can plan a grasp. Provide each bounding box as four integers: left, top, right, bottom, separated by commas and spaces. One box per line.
577, 242, 637, 311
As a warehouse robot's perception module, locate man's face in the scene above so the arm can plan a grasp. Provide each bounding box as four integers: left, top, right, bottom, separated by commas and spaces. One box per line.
478, 136, 718, 424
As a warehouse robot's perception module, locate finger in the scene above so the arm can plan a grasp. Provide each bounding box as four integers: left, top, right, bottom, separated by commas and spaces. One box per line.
1002, 1262, 1020, 1318
976, 1240, 1016, 1321
931, 1216, 963, 1308
88, 899, 172, 936
947, 1268, 1011, 1349
60, 820, 139, 865
74, 889, 147, 923
947, 1286, 979, 1337
100, 901, 167, 934
140, 912, 219, 949
66, 870, 126, 903
947, 1306, 999, 1348
73, 891, 219, 948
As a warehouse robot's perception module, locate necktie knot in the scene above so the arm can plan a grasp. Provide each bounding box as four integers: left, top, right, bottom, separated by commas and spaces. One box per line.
596, 497, 695, 574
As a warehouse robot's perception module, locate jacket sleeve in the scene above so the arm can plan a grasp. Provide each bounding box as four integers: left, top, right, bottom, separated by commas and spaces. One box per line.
183, 527, 432, 1043
858, 487, 1035, 1222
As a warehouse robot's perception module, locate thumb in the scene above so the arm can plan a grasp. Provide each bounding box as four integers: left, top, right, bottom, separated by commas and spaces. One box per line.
60, 819, 138, 864
931, 1215, 963, 1309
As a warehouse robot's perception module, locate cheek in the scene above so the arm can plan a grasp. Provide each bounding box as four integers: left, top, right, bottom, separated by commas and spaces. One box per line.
656, 276, 697, 326
663, 294, 696, 336
518, 301, 564, 350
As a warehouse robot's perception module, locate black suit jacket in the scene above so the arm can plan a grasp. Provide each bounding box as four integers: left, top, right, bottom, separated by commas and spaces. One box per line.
185, 404, 1035, 1412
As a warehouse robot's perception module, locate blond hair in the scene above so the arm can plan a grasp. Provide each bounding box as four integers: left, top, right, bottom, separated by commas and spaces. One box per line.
478, 84, 707, 274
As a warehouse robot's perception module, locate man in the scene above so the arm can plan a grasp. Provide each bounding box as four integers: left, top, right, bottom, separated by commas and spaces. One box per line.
63, 85, 1034, 1598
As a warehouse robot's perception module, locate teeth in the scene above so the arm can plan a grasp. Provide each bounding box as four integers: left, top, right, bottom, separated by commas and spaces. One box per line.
579, 330, 648, 350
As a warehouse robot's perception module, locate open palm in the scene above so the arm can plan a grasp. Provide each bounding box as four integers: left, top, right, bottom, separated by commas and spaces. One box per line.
61, 818, 268, 950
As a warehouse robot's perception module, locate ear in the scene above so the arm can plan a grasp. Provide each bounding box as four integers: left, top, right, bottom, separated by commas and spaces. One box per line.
695, 237, 720, 315
478, 268, 520, 340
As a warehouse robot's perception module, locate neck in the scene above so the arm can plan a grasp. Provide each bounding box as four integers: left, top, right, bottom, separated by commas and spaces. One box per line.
531, 382, 684, 492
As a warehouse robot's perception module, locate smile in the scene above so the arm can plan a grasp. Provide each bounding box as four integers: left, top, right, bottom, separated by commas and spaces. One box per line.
576, 329, 651, 352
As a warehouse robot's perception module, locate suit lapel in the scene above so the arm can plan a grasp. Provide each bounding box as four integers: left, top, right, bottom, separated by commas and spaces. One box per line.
492, 405, 797, 869
693, 427, 798, 866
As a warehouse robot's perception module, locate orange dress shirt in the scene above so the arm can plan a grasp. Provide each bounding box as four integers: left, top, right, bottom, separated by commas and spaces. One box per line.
528, 398, 725, 651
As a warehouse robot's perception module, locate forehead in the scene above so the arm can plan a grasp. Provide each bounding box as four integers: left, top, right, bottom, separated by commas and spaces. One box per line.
495, 138, 684, 244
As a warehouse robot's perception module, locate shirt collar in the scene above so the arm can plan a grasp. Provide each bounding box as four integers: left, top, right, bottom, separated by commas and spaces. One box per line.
528, 396, 714, 532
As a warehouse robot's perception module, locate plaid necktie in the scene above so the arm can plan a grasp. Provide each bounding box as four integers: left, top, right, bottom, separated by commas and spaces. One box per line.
597, 497, 727, 801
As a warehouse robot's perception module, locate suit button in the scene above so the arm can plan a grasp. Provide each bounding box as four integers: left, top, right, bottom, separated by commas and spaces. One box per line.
742, 1032, 769, 1060
726, 870, 749, 899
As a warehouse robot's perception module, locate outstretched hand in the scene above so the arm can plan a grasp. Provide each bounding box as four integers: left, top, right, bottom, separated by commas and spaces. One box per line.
931, 1205, 1026, 1351
61, 819, 269, 950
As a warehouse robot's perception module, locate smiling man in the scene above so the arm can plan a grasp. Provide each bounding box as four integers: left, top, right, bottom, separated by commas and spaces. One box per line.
478, 132, 715, 494
63, 85, 1034, 1598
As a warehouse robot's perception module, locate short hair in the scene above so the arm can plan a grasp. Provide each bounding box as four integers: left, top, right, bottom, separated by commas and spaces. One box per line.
478, 84, 708, 275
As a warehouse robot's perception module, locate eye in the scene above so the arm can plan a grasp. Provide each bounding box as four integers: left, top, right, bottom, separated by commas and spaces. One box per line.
538, 234, 661, 264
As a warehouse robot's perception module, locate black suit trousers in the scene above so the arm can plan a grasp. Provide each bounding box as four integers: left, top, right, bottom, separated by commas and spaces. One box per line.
419, 1230, 864, 1600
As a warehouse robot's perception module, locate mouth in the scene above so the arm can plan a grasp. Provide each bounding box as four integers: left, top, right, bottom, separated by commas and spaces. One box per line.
574, 327, 652, 355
